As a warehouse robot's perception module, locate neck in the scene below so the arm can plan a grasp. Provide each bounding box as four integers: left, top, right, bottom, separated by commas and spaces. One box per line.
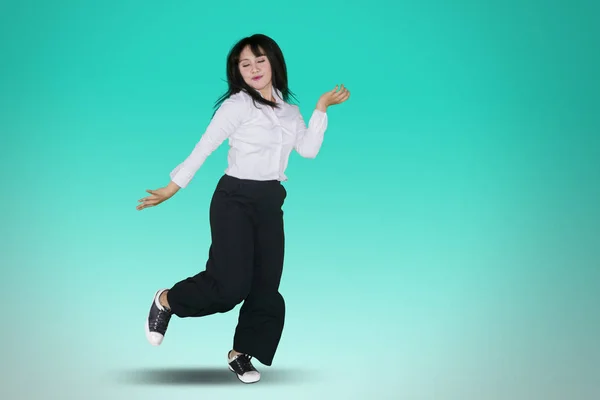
259, 84, 274, 102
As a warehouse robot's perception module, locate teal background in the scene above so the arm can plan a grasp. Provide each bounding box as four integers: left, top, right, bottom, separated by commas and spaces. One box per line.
1, 0, 599, 399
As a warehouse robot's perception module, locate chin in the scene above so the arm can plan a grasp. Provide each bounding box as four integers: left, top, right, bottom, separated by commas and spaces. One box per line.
246, 78, 271, 91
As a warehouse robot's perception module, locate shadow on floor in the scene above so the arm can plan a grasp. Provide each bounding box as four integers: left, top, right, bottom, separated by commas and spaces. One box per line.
113, 366, 319, 386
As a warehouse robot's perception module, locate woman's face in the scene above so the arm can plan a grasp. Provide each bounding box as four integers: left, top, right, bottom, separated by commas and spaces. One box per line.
238, 45, 272, 93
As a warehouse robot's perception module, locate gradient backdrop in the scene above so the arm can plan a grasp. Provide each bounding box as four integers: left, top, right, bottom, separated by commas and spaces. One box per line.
1, 0, 599, 399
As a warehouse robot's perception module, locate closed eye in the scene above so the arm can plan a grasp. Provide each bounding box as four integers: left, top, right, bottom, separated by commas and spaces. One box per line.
241, 58, 266, 68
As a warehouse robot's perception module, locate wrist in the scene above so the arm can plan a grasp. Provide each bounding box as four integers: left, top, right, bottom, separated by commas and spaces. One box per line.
316, 102, 328, 113
166, 181, 181, 196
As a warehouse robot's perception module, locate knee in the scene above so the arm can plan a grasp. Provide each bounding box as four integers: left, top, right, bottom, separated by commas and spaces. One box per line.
245, 291, 285, 314
217, 283, 251, 311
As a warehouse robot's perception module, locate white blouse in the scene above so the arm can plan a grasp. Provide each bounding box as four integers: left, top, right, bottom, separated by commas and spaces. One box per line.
169, 87, 328, 188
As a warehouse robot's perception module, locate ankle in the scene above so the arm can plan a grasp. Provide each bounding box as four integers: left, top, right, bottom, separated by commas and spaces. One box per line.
159, 290, 170, 310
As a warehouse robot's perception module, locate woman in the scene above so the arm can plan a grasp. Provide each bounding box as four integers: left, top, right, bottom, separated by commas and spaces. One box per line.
136, 33, 350, 384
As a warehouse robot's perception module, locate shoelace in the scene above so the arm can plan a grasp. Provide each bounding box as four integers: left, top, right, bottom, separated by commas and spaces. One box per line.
232, 354, 256, 372
152, 309, 171, 332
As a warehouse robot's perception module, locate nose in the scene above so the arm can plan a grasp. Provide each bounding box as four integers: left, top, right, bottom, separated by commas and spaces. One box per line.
251, 64, 260, 73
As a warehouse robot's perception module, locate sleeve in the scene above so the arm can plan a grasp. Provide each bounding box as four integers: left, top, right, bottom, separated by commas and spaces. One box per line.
169, 96, 247, 188
293, 107, 328, 159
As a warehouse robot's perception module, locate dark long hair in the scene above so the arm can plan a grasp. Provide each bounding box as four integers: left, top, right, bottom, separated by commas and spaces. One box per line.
213, 34, 298, 111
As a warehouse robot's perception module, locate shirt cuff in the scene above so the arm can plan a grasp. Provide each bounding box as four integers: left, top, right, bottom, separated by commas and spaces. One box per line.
310, 109, 328, 132
170, 165, 194, 188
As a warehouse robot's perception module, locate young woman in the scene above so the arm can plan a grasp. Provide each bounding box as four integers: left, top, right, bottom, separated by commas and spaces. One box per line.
136, 33, 350, 384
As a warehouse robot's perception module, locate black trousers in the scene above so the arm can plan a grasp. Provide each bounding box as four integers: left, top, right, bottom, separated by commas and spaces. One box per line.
166, 174, 287, 366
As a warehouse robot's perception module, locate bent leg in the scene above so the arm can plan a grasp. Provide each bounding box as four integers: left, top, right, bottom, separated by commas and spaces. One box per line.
167, 180, 255, 317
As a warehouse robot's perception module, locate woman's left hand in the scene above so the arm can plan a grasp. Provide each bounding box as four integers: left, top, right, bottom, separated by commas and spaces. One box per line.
317, 84, 350, 112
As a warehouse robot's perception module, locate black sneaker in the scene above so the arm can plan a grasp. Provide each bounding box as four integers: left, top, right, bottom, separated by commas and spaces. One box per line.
145, 289, 172, 346
228, 352, 261, 383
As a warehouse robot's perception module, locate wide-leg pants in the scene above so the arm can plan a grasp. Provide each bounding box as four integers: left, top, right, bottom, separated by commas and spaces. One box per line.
167, 174, 287, 366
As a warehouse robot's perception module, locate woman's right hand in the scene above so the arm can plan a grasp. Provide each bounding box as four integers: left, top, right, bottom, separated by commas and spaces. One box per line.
137, 182, 180, 210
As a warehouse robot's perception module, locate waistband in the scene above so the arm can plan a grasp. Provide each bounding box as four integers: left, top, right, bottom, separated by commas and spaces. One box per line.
221, 173, 281, 185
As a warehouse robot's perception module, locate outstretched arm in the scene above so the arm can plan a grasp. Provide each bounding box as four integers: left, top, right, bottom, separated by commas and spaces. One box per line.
169, 97, 247, 188
294, 84, 350, 159
137, 96, 247, 210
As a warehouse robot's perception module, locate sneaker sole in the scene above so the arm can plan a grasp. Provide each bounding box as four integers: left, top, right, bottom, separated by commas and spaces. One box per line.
145, 289, 166, 346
